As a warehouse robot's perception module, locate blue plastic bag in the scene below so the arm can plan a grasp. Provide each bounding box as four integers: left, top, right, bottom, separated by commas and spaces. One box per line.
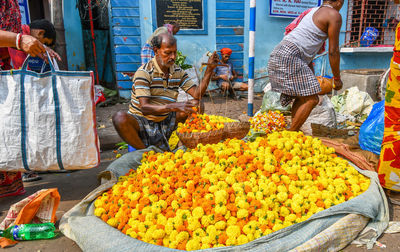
359, 101, 384, 155
128, 145, 136, 152
360, 27, 379, 47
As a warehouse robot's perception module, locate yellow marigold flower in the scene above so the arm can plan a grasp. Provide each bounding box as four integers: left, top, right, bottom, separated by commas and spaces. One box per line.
94, 207, 105, 217
192, 207, 204, 219
152, 229, 165, 239
193, 228, 206, 238
226, 237, 237, 246
201, 235, 213, 245
272, 223, 285, 232
107, 217, 118, 228
201, 243, 212, 249
360, 182, 370, 191
188, 218, 201, 231
215, 221, 226, 230
186, 239, 201, 251
94, 198, 103, 208
126, 228, 137, 238
176, 231, 189, 243
237, 199, 250, 209
237, 209, 249, 219
237, 234, 249, 245
277, 191, 288, 202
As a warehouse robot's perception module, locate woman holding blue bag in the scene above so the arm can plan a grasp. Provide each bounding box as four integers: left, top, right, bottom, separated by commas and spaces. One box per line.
0, 0, 59, 196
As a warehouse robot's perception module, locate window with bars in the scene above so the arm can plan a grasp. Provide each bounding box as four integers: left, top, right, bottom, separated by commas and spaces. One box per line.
344, 0, 400, 47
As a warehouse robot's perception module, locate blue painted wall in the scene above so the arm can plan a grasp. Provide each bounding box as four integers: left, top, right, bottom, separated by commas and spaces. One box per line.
63, 1, 86, 71
109, 0, 141, 98
242, 0, 392, 92
216, 0, 245, 78
108, 0, 393, 97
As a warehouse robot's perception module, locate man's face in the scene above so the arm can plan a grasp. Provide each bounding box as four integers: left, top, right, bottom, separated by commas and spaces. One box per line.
31, 29, 54, 46
221, 53, 231, 63
154, 41, 177, 69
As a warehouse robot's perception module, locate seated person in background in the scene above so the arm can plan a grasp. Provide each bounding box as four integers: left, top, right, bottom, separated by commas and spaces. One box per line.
211, 47, 248, 97
141, 22, 180, 64
113, 33, 219, 151
9, 19, 58, 72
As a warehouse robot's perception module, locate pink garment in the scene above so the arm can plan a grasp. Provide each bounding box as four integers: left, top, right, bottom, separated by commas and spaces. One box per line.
285, 8, 313, 35
163, 24, 174, 34
285, 8, 326, 54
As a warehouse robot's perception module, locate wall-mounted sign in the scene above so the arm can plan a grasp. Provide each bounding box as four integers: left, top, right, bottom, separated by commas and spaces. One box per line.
152, 0, 208, 35
269, 0, 321, 18
18, 0, 30, 24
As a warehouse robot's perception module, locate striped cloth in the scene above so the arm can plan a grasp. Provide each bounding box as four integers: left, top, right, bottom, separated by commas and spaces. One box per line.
129, 58, 196, 122
0, 172, 25, 198
140, 43, 154, 65
128, 112, 176, 151
268, 40, 321, 106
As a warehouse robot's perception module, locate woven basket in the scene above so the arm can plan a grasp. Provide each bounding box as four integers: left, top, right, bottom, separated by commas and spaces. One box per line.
311, 123, 358, 138
223, 121, 251, 140
177, 129, 224, 149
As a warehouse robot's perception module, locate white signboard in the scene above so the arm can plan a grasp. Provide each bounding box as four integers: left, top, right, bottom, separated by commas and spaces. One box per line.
270, 0, 322, 18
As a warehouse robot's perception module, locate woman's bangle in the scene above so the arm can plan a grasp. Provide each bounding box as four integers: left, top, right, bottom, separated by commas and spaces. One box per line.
333, 76, 341, 81
16, 33, 22, 50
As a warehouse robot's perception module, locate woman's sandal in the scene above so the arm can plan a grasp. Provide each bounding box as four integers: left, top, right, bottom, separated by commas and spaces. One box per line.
22, 172, 42, 182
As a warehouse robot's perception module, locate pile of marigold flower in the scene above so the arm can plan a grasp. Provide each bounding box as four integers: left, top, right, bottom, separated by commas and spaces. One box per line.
94, 131, 370, 250
249, 111, 287, 134
177, 113, 237, 134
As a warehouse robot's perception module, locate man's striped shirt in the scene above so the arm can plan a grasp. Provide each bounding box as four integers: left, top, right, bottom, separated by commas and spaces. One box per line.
129, 58, 196, 122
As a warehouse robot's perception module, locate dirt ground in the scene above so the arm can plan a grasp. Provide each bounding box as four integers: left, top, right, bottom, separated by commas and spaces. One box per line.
1, 94, 400, 251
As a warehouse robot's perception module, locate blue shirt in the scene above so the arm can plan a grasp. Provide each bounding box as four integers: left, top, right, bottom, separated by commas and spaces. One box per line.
214, 61, 233, 86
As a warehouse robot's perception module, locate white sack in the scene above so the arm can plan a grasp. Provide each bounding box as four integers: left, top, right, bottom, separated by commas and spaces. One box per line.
0, 57, 100, 172
300, 95, 337, 135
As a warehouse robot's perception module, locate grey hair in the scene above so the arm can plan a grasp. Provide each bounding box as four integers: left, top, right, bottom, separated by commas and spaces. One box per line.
151, 33, 177, 49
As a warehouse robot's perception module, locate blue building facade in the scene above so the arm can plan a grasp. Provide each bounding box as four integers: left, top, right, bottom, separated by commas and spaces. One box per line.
64, 0, 393, 98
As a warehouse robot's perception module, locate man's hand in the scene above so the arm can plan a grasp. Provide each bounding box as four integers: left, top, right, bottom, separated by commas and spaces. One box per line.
20, 35, 46, 57
219, 74, 229, 81
172, 101, 196, 114
206, 51, 220, 70
333, 79, 343, 91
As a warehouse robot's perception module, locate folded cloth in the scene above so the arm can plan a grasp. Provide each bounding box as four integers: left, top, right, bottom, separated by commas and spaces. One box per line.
321, 134, 379, 172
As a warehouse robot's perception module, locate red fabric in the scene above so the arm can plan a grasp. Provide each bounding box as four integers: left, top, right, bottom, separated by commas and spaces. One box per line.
8, 25, 30, 69
0, 172, 25, 198
220, 48, 232, 55
0, 0, 22, 70
285, 8, 326, 54
0, 0, 21, 33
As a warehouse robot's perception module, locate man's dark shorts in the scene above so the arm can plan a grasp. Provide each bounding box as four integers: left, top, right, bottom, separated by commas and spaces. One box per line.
129, 112, 176, 151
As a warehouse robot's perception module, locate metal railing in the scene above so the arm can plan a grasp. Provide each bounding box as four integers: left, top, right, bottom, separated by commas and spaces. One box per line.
344, 0, 398, 47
